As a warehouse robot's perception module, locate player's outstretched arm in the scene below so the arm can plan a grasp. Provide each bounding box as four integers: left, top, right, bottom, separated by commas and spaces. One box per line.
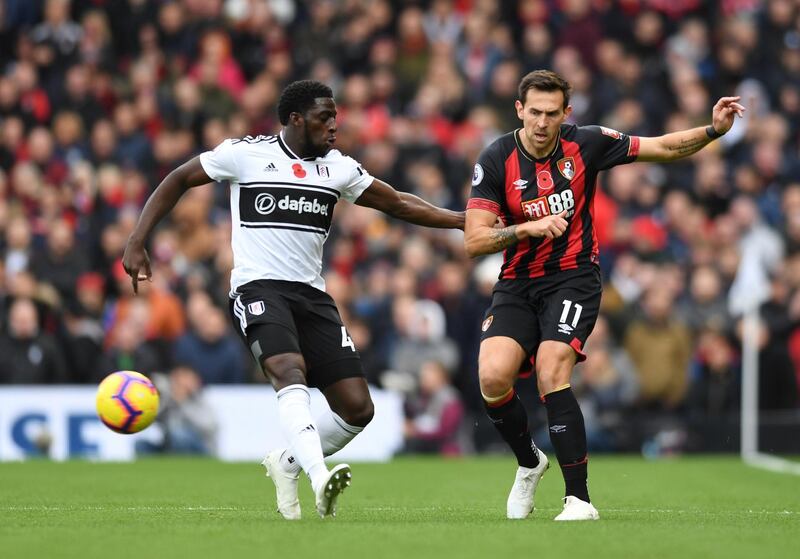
464, 208, 568, 258
122, 156, 212, 293
355, 178, 465, 229
636, 96, 745, 162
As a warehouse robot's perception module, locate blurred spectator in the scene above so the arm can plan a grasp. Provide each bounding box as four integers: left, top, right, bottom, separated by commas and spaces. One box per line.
4, 215, 33, 279
173, 292, 248, 384
136, 365, 218, 455
678, 265, 730, 332
30, 0, 82, 80
731, 195, 784, 277
688, 327, 740, 417
423, 0, 463, 48
106, 259, 185, 359
625, 285, 692, 410
61, 64, 104, 128
29, 217, 88, 304
0, 297, 66, 383
113, 101, 152, 170
403, 360, 465, 455
746, 275, 800, 410
384, 297, 459, 393
60, 272, 106, 383
94, 309, 162, 382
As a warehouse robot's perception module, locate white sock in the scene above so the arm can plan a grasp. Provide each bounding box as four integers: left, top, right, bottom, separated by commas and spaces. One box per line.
281, 410, 364, 475
276, 384, 328, 490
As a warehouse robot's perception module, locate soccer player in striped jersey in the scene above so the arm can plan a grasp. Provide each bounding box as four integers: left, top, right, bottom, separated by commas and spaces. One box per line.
122, 80, 464, 519
464, 69, 744, 521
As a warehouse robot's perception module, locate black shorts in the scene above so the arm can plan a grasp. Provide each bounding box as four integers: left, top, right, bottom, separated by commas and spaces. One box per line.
480, 267, 602, 376
229, 279, 363, 389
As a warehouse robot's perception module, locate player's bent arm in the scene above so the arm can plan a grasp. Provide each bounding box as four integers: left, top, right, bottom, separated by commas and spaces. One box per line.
465, 208, 518, 257
464, 208, 568, 258
355, 178, 465, 229
127, 157, 212, 245
122, 157, 213, 292
636, 96, 745, 162
636, 127, 715, 162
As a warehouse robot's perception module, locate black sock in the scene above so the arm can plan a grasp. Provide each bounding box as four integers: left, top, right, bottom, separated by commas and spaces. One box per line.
484, 390, 540, 469
542, 386, 590, 502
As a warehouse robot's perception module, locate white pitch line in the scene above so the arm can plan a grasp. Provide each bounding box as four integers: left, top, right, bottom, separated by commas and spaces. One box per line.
362, 507, 798, 515
0, 505, 247, 512
0, 506, 796, 516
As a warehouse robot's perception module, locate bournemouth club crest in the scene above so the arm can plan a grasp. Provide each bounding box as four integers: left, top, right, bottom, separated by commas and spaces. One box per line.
556, 157, 575, 181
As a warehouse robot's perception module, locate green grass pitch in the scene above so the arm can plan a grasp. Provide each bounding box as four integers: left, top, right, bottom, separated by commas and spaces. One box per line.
1, 456, 797, 559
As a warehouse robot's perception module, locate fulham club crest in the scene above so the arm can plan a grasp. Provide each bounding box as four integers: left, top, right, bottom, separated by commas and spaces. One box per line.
557, 157, 575, 181
248, 301, 265, 315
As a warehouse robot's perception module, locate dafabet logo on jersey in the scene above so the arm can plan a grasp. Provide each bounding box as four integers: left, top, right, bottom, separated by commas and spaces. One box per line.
240, 186, 336, 232
253, 193, 329, 216
277, 195, 329, 216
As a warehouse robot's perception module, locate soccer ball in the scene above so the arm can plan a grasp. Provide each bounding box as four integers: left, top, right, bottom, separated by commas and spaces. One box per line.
96, 371, 160, 434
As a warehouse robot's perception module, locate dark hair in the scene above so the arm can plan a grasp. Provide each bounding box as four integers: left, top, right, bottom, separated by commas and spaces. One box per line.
517, 70, 571, 109
277, 80, 333, 125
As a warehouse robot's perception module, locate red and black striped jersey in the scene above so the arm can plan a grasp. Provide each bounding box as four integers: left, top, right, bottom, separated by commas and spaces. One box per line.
467, 124, 640, 279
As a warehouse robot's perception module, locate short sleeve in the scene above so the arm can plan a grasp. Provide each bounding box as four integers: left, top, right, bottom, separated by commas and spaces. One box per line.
341, 157, 374, 203
199, 139, 239, 182
467, 144, 505, 216
580, 126, 640, 170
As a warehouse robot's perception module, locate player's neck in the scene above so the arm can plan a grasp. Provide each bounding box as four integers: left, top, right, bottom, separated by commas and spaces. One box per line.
280, 129, 312, 159
518, 129, 559, 160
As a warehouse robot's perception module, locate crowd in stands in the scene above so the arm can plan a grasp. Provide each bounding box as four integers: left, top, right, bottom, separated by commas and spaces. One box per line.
1, 0, 799, 454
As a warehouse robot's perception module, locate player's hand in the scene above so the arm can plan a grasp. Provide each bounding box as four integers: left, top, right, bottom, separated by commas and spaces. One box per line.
711, 96, 746, 135
122, 239, 152, 295
519, 211, 568, 239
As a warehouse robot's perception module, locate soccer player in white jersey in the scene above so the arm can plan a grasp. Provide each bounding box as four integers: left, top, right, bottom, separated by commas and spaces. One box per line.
122, 80, 464, 519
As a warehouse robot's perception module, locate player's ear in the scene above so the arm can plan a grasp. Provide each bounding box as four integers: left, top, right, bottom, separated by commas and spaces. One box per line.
289, 112, 304, 126
515, 99, 524, 121
563, 105, 573, 119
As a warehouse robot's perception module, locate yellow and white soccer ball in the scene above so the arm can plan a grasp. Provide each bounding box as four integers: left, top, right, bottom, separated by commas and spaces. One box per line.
96, 371, 160, 434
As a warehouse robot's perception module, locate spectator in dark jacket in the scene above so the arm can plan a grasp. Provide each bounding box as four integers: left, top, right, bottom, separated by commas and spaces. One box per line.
173, 293, 248, 384
0, 297, 66, 383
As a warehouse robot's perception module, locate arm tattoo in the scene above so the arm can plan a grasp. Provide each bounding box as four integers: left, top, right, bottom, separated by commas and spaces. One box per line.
667, 135, 709, 157
489, 225, 519, 251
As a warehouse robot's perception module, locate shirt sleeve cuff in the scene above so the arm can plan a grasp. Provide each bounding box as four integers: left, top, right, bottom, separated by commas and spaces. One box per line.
467, 198, 502, 215
347, 174, 374, 203
627, 136, 640, 158
198, 151, 220, 182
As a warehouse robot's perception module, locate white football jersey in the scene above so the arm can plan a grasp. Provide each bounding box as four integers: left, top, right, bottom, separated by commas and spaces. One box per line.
199, 132, 374, 294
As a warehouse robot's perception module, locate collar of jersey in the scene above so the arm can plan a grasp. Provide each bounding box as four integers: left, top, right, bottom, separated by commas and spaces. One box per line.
278, 131, 319, 161
514, 128, 561, 163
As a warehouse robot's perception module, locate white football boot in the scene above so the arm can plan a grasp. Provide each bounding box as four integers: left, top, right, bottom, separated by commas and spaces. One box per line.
262, 450, 301, 520
315, 463, 352, 518
554, 495, 600, 521
506, 449, 550, 519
